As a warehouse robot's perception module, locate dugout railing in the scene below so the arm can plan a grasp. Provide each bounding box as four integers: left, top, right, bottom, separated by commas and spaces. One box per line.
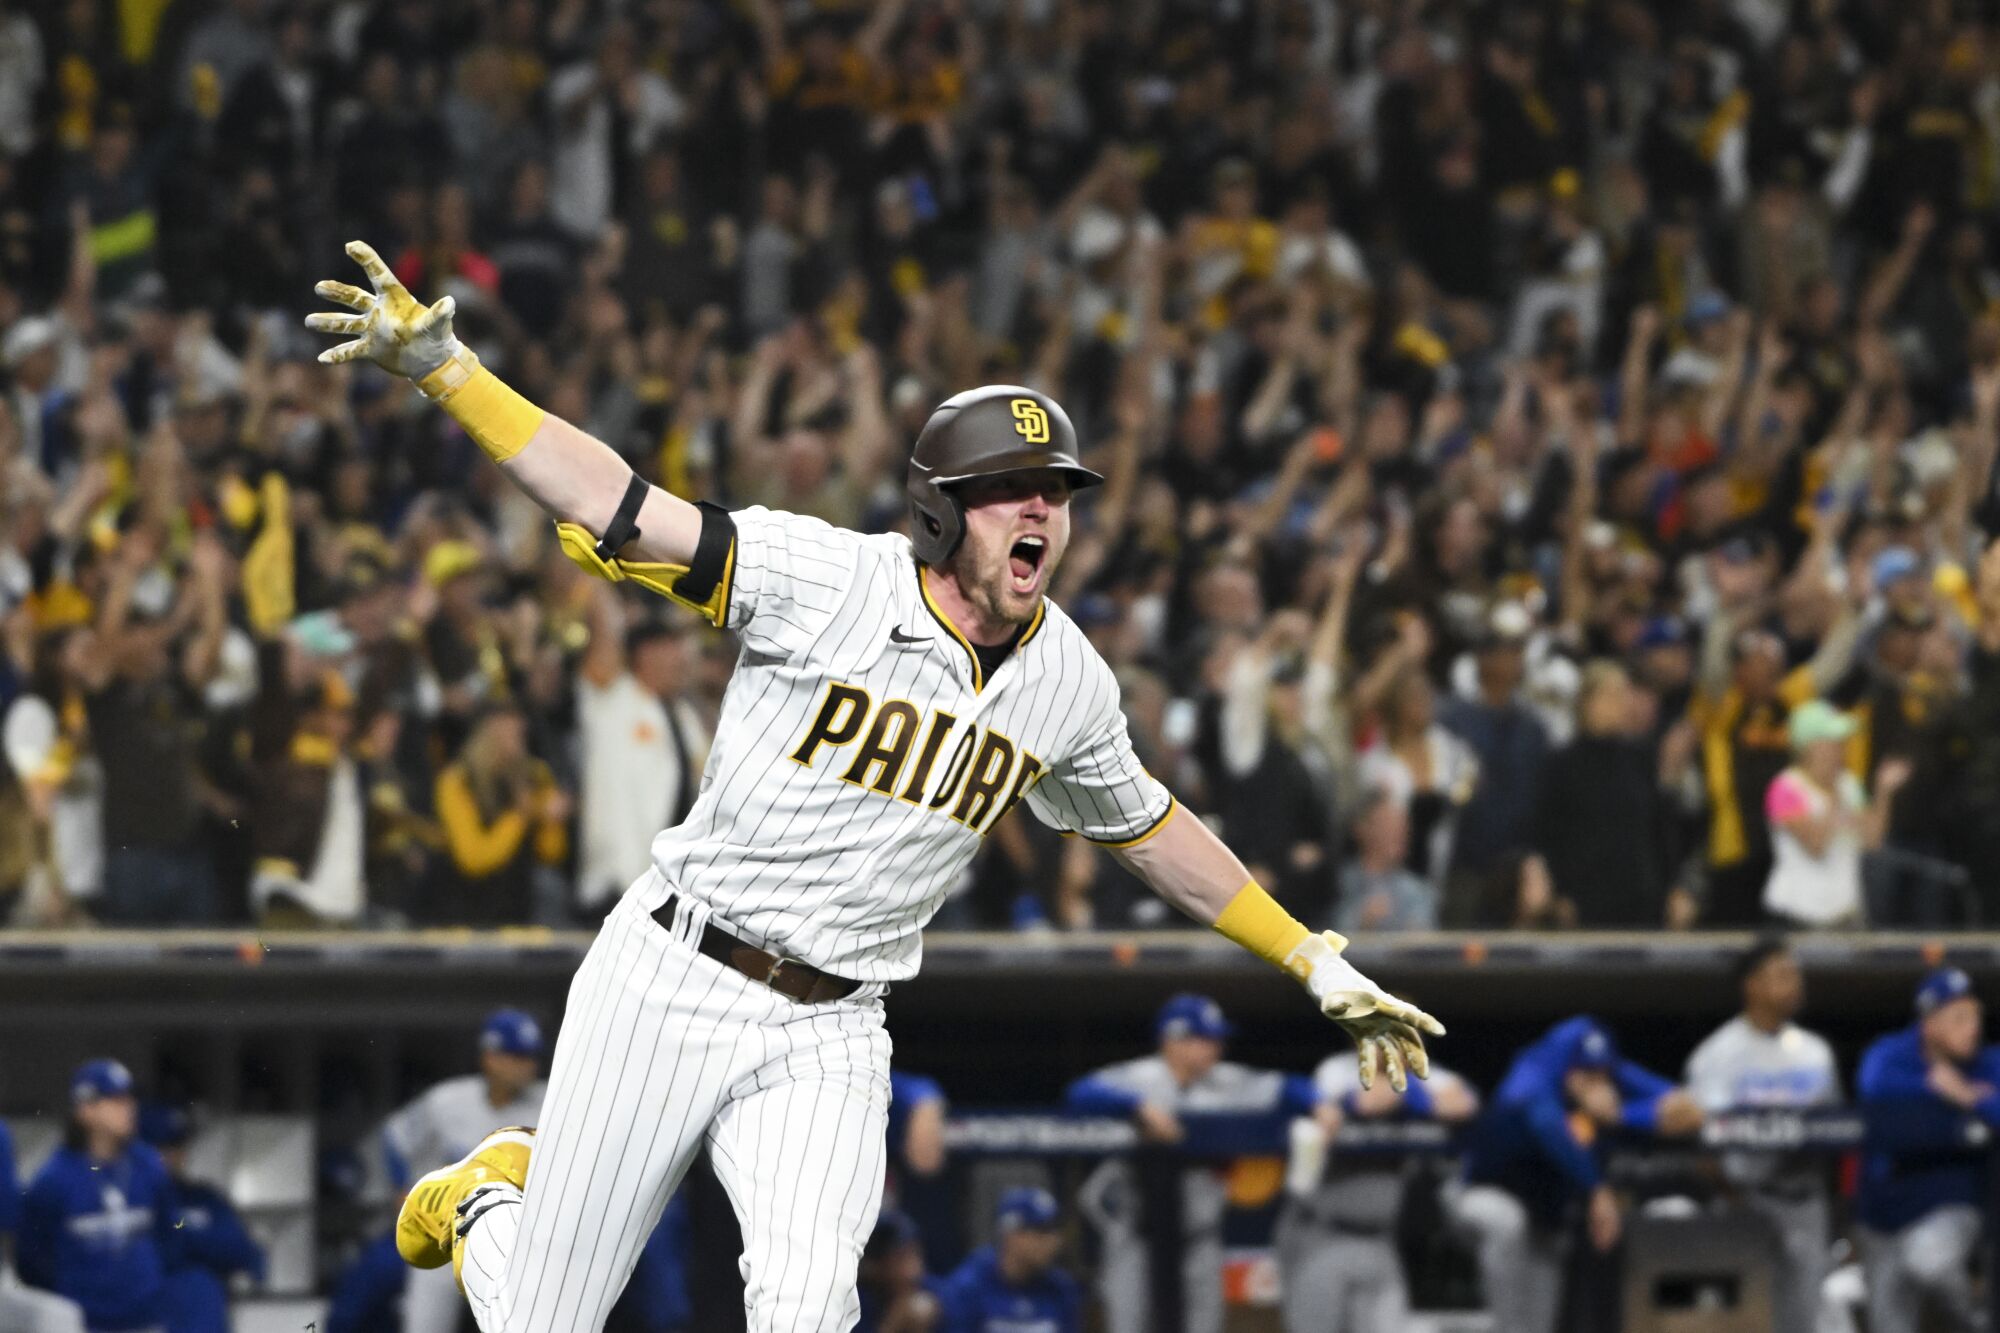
938, 1106, 2000, 1332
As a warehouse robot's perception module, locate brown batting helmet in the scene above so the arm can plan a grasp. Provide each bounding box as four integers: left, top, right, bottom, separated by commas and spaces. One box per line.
905, 384, 1103, 565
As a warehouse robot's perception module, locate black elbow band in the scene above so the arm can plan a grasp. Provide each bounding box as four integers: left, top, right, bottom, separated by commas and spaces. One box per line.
593, 473, 652, 562
675, 502, 736, 603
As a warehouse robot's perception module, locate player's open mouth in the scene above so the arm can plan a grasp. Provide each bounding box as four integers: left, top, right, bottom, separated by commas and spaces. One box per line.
1008, 535, 1046, 591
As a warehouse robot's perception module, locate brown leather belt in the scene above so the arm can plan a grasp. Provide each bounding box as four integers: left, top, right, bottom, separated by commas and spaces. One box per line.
651, 893, 860, 1004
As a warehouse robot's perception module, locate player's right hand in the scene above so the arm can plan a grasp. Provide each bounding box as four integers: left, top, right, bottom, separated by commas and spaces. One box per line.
306, 240, 462, 381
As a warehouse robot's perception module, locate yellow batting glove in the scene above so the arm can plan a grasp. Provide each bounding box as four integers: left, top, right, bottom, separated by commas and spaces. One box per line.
306, 240, 461, 381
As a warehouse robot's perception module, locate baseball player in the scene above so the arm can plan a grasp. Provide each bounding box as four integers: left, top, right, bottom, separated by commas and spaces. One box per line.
307, 242, 1440, 1333
1275, 1049, 1478, 1333
1451, 1018, 1702, 1333
935, 1187, 1079, 1333
1855, 967, 2000, 1333
0, 1115, 86, 1333
382, 1011, 548, 1333
1065, 994, 1325, 1333
138, 1105, 266, 1333
1683, 937, 1841, 1333
18, 1061, 175, 1333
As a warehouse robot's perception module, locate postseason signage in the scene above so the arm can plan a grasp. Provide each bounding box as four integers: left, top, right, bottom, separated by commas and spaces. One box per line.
943, 1107, 1970, 1157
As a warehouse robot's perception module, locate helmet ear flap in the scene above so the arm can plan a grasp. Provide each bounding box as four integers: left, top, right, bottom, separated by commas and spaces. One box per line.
909, 488, 966, 565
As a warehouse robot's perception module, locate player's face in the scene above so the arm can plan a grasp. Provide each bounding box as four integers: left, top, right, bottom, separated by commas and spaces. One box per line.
1748, 953, 1803, 1020
1160, 1034, 1223, 1084
1799, 737, 1845, 783
1000, 1226, 1061, 1274
951, 470, 1072, 625
1926, 997, 1984, 1063
482, 1050, 538, 1099
80, 1094, 137, 1146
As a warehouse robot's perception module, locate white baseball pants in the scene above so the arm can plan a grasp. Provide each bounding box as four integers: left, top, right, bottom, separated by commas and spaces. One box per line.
457, 887, 892, 1333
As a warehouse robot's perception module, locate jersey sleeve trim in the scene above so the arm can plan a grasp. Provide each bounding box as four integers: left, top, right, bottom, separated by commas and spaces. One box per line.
1084, 795, 1178, 849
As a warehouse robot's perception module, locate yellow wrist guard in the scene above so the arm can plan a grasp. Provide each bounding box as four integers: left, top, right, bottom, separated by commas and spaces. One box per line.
416, 346, 544, 463
554, 521, 735, 628
1213, 881, 1346, 973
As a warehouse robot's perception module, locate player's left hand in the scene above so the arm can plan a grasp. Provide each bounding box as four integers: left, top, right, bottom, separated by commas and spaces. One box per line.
1285, 930, 1443, 1093
305, 240, 462, 380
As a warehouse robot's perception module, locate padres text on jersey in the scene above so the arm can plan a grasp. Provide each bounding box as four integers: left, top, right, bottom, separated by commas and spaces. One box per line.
638, 506, 1174, 983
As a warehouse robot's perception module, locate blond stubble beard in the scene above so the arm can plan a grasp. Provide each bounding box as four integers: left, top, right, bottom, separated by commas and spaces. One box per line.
948, 526, 1058, 629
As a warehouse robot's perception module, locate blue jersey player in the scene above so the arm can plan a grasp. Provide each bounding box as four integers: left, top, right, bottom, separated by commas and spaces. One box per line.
937, 1188, 1079, 1333
1856, 968, 2000, 1333
18, 1061, 177, 1333
138, 1105, 266, 1333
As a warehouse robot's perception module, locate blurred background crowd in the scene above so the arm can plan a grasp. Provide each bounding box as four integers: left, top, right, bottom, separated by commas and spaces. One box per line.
9, 0, 2000, 935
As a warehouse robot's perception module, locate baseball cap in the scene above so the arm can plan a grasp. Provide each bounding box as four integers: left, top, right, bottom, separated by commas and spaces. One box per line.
1071, 593, 1120, 631
481, 1009, 544, 1058
1788, 699, 1856, 750
865, 1208, 920, 1260
1155, 993, 1232, 1043
995, 1186, 1060, 1233
1636, 616, 1688, 651
139, 1103, 194, 1148
335, 550, 391, 604
1871, 546, 1923, 592
1915, 967, 1976, 1017
424, 540, 484, 587
1570, 1021, 1617, 1071
71, 1059, 135, 1105
1685, 291, 1731, 327
1071, 211, 1128, 265
2, 315, 58, 369
1716, 534, 1765, 566
1483, 601, 1533, 648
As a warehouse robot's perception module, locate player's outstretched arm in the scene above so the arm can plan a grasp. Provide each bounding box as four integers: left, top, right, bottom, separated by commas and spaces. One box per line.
306, 241, 701, 568
1114, 810, 1443, 1092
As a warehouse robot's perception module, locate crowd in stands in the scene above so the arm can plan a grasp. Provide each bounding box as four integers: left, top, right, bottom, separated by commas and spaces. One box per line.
8, 0, 2000, 932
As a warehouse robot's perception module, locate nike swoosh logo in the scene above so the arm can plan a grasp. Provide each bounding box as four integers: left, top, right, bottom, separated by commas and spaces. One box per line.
889, 625, 931, 645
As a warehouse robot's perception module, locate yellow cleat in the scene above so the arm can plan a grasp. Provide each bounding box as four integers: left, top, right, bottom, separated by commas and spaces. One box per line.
395, 1127, 535, 1276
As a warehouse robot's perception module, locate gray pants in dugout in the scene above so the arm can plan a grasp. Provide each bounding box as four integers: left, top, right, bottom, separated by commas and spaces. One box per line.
1274, 1214, 1408, 1333
1861, 1205, 1985, 1333
1096, 1231, 1224, 1333
1449, 1183, 1569, 1333
1741, 1189, 1830, 1333
0, 1273, 85, 1333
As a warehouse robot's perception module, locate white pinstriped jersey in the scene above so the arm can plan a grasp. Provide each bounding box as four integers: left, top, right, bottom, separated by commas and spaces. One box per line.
638, 506, 1173, 981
